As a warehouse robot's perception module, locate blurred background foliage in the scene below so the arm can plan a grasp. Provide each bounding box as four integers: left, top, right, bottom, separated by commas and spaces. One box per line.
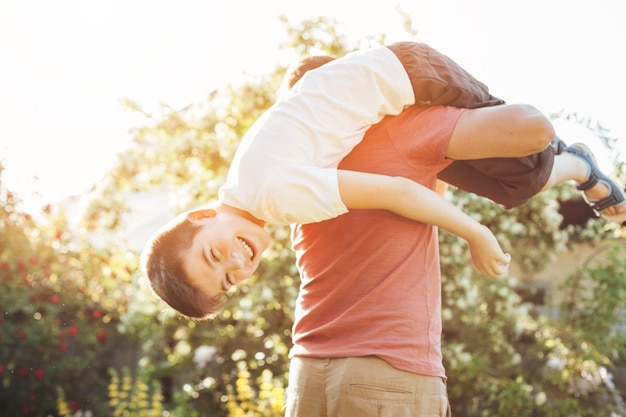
2, 16, 626, 417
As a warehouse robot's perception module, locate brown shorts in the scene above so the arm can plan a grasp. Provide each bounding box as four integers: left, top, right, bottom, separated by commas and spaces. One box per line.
387, 41, 504, 109
439, 148, 556, 209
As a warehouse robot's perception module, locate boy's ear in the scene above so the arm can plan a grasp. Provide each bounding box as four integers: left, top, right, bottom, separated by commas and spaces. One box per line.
187, 209, 218, 222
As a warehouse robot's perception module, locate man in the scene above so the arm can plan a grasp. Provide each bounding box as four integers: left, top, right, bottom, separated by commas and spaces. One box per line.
287, 102, 461, 416
282, 55, 626, 416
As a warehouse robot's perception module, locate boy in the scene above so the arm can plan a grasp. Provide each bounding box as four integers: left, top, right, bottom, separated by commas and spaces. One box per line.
143, 44, 625, 319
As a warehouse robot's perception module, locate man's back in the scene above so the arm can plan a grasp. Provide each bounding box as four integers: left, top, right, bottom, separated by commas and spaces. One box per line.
291, 105, 464, 377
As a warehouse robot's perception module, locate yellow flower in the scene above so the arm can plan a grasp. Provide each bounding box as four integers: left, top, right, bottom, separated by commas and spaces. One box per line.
137, 400, 150, 409
56, 387, 72, 417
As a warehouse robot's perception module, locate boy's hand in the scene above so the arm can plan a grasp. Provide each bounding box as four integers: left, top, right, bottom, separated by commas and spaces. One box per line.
466, 225, 511, 277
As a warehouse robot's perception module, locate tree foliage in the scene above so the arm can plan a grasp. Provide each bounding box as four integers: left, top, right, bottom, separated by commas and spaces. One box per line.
2, 15, 626, 417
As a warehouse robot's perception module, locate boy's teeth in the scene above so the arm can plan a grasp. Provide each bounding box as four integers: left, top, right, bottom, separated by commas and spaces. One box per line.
238, 238, 253, 259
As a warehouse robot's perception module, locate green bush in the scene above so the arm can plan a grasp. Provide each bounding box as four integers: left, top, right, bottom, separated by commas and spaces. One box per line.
0, 184, 138, 415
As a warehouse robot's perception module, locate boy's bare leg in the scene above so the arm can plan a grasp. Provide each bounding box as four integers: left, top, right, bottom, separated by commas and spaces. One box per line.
446, 104, 555, 160
447, 104, 626, 219
557, 144, 625, 219
540, 151, 589, 192
540, 151, 623, 216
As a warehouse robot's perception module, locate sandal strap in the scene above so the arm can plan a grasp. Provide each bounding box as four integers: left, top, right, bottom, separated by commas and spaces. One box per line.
551, 137, 567, 155
562, 145, 598, 191
578, 170, 599, 192
589, 184, 625, 212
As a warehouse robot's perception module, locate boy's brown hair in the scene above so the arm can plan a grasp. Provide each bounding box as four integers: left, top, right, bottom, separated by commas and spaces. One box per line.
142, 213, 224, 320
282, 55, 337, 90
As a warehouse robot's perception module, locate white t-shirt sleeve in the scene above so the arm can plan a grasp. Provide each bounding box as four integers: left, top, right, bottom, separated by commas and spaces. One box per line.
220, 164, 347, 225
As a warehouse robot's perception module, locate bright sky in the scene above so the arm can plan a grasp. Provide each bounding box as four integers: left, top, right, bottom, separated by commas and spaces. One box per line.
1, 0, 625, 211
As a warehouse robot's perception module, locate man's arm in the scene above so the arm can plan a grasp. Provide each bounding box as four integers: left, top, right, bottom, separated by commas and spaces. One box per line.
337, 169, 510, 277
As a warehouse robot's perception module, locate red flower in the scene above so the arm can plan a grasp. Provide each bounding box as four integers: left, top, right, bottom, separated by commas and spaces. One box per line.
49, 294, 60, 304
16, 261, 26, 272
17, 330, 27, 340
28, 256, 38, 265
18, 366, 28, 377
68, 326, 78, 337
21, 404, 31, 415
92, 310, 101, 319
60, 343, 68, 352
21, 275, 31, 286
96, 330, 106, 342
0, 364, 5, 374
0, 261, 8, 270
34, 369, 44, 379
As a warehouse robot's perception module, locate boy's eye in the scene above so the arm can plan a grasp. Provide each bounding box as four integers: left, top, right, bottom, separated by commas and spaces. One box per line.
210, 249, 220, 262
222, 274, 235, 292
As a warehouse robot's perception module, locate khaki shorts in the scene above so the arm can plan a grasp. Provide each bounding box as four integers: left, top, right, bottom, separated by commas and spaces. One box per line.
285, 356, 451, 417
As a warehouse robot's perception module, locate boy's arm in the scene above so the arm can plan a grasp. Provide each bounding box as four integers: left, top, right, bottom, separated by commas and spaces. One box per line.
337, 169, 510, 277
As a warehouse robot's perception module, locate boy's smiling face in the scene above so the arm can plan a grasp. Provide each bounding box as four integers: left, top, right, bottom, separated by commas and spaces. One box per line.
181, 209, 270, 298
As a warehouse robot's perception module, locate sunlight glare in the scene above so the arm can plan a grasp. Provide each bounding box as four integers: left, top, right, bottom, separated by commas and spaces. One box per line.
29, 0, 166, 79
77, 0, 115, 28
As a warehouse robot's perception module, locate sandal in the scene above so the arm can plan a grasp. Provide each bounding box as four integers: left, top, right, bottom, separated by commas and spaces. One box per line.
563, 143, 626, 223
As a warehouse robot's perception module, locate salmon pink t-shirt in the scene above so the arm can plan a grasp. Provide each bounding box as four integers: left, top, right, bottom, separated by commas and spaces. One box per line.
290, 105, 465, 378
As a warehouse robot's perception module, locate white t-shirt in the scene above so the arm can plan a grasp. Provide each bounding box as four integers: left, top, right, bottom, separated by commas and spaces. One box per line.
219, 46, 415, 225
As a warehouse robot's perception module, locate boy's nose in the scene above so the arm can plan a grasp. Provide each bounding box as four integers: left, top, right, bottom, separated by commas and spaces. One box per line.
226, 251, 245, 270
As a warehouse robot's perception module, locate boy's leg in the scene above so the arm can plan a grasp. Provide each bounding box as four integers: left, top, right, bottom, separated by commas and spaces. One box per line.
436, 101, 625, 217
387, 41, 505, 109
439, 103, 557, 208
559, 143, 626, 220
447, 104, 556, 159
